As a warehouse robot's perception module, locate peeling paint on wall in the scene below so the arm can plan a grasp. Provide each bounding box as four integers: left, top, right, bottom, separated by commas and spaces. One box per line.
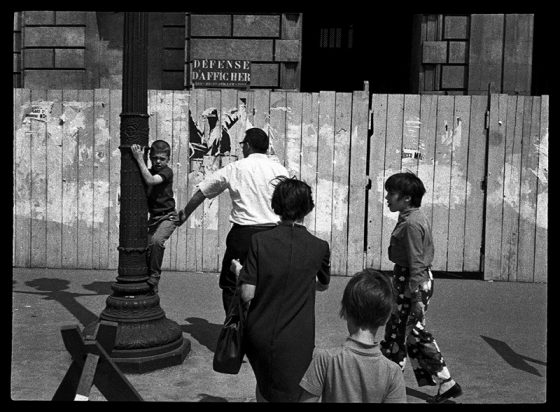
202, 198, 219, 230
94, 117, 111, 147
315, 178, 333, 233
14, 179, 111, 227
531, 130, 548, 185
286, 122, 301, 175
503, 154, 522, 208
331, 182, 348, 231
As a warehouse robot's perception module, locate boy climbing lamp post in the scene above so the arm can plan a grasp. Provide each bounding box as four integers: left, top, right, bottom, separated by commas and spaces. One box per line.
82, 11, 190, 373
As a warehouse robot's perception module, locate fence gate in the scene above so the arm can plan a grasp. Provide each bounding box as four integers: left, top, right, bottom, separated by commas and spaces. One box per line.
13, 88, 548, 282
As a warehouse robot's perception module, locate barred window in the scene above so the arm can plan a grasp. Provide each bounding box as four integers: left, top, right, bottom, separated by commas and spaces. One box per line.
319, 25, 353, 49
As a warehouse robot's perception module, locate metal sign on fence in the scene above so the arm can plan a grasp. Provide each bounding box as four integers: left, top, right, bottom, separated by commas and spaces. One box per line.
191, 59, 251, 88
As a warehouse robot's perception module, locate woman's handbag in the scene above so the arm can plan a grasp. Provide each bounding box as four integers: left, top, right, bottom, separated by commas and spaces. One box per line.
213, 289, 246, 374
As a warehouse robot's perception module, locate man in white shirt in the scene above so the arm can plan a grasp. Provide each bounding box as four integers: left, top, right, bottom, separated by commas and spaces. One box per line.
178, 127, 289, 313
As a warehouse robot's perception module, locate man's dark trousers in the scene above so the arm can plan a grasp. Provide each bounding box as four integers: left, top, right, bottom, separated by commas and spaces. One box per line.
219, 224, 275, 314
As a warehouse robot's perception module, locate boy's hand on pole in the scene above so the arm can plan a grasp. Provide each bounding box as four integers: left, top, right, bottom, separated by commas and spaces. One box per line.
130, 144, 143, 160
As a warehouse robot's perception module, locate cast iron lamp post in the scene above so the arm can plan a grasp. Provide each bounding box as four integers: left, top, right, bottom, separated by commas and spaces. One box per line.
83, 11, 190, 373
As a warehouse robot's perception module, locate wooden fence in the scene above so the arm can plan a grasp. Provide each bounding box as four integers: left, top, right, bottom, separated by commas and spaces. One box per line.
13, 88, 548, 282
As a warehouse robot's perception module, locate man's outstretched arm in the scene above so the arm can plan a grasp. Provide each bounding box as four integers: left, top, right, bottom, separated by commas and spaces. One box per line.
177, 189, 207, 226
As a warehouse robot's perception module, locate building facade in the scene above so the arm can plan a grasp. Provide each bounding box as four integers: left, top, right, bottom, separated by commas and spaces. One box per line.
13, 11, 541, 94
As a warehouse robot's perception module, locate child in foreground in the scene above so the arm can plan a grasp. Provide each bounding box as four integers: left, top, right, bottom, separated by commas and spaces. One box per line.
299, 269, 407, 403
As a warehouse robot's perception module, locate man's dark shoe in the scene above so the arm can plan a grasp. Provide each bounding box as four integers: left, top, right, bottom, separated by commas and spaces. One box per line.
427, 382, 463, 403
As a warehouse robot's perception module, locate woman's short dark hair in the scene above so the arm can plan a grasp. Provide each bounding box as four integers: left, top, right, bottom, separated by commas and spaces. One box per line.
271, 176, 314, 221
339, 269, 394, 329
384, 172, 426, 207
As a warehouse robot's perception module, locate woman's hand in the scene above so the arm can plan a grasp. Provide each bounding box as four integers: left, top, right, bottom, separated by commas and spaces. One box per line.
230, 259, 242, 278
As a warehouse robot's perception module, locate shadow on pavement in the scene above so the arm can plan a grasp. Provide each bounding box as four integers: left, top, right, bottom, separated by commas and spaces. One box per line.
13, 277, 113, 328
480, 335, 546, 377
181, 317, 223, 353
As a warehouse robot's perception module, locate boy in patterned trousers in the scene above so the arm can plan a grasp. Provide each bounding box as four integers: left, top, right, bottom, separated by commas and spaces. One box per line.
380, 172, 462, 403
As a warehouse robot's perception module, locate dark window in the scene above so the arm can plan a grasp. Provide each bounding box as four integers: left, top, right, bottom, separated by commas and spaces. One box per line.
319, 25, 353, 49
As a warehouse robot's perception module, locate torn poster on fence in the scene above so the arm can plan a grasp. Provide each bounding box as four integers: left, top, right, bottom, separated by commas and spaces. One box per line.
23, 106, 47, 123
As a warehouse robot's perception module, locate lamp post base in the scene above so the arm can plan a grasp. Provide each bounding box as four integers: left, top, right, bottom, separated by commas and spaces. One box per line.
111, 335, 191, 374
83, 293, 191, 374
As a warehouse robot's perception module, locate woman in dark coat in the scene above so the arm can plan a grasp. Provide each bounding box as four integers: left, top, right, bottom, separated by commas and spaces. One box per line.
231, 177, 331, 402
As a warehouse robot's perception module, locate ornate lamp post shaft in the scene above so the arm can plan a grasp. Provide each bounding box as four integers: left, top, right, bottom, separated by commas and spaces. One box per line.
84, 12, 190, 373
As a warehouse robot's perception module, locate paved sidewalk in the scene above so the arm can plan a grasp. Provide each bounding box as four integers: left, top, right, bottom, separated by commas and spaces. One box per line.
11, 267, 547, 403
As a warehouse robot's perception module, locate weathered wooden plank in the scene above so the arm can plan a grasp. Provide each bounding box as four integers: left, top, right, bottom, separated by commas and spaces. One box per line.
92, 89, 111, 269
417, 94, 438, 242
188, 89, 207, 271
29, 89, 48, 267
468, 14, 505, 94
402, 94, 421, 174
220, 88, 239, 158
331, 92, 352, 276
77, 89, 94, 269
315, 91, 336, 249
517, 97, 540, 282
367, 94, 388, 270
108, 89, 121, 269
430, 95, 455, 271
186, 158, 204, 272
205, 89, 223, 158
463, 95, 487, 272
533, 95, 548, 283
13, 88, 16, 263
201, 154, 220, 272
500, 95, 523, 281
217, 155, 234, 273
61, 90, 79, 268
447, 96, 471, 272
148, 89, 158, 144
14, 88, 32, 267
380, 94, 404, 271
300, 92, 319, 235
166, 91, 179, 272
202, 89, 222, 273
239, 90, 254, 136
45, 89, 63, 268
154, 90, 174, 271
347, 90, 368, 276
252, 89, 270, 132
172, 91, 189, 272
269, 91, 287, 166
484, 94, 508, 279
285, 91, 302, 178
